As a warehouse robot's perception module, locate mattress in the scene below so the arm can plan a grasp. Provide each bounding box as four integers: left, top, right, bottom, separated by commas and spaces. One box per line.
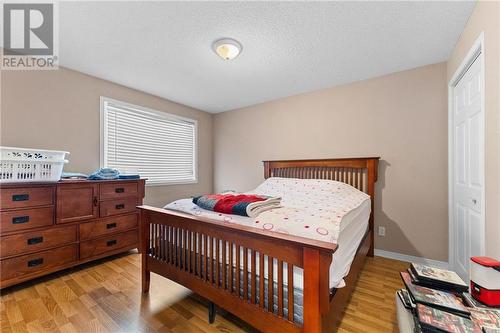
245, 198, 370, 290
164, 197, 370, 289
328, 199, 370, 288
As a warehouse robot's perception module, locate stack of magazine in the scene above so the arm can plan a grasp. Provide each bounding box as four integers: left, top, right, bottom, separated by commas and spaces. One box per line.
400, 271, 470, 317
398, 264, 500, 332
408, 263, 468, 293
416, 304, 479, 333
415, 304, 500, 333
470, 308, 500, 333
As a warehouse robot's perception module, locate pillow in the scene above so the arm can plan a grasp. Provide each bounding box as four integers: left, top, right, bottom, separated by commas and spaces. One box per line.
250, 177, 369, 210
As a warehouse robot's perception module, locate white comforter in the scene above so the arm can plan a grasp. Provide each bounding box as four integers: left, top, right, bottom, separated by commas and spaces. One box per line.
165, 177, 370, 244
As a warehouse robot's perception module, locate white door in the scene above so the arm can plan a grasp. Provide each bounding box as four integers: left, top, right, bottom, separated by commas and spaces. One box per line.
452, 53, 484, 281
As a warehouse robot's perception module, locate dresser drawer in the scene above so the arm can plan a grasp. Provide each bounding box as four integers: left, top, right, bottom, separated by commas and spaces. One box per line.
0, 206, 54, 233
99, 197, 138, 217
1, 225, 77, 258
100, 182, 138, 200
1, 187, 54, 210
0, 245, 77, 281
80, 230, 138, 259
80, 213, 138, 240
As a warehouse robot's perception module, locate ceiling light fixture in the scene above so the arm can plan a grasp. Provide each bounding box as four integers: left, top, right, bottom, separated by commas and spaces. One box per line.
212, 38, 242, 60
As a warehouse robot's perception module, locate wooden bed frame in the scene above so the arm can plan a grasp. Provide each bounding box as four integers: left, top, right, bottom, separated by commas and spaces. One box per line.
139, 157, 379, 333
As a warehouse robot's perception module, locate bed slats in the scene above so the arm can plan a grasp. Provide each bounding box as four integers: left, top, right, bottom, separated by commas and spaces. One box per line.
148, 223, 300, 325
278, 259, 284, 317
259, 253, 265, 308
251, 250, 257, 304
268, 256, 274, 313
288, 264, 294, 321
243, 247, 248, 299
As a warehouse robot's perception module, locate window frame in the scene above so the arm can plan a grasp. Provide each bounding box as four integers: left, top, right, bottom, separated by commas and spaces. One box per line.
100, 96, 198, 186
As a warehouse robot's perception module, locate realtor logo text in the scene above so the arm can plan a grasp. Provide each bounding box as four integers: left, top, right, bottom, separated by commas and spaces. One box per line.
2, 2, 59, 70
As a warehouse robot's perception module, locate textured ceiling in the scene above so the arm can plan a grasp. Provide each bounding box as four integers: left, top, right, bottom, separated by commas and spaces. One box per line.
59, 1, 475, 113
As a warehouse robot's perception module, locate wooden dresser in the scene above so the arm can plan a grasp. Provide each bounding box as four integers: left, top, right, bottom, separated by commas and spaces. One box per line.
0, 179, 145, 288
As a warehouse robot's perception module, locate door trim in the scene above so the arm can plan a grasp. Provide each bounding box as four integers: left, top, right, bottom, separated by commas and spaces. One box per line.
448, 32, 485, 272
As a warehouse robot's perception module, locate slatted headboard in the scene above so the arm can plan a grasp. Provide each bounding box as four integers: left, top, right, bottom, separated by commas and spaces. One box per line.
263, 157, 380, 255
263, 157, 379, 194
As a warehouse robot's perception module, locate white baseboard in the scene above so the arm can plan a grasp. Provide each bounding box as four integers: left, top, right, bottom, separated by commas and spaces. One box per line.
374, 249, 449, 269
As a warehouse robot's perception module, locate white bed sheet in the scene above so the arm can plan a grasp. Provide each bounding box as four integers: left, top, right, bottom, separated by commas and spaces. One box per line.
164, 198, 370, 289
326, 199, 370, 288
268, 198, 370, 289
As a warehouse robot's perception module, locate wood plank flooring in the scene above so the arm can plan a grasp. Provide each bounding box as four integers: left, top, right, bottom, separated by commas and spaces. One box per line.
0, 251, 408, 333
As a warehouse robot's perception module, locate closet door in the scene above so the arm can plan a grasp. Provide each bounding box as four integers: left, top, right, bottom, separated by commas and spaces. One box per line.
452, 53, 484, 281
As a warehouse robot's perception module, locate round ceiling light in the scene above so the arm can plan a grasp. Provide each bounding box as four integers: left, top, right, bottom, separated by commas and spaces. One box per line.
212, 38, 242, 60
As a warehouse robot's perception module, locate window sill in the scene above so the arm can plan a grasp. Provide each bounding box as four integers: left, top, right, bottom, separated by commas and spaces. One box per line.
145, 179, 198, 187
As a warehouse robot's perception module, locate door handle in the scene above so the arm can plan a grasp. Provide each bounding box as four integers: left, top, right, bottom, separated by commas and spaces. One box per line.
12, 216, 30, 224
27, 258, 43, 267
12, 194, 29, 201
472, 198, 477, 204
27, 236, 44, 245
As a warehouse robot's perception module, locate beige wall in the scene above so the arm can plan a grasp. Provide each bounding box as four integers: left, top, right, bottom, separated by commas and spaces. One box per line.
214, 63, 449, 261
0, 67, 213, 207
447, 1, 500, 258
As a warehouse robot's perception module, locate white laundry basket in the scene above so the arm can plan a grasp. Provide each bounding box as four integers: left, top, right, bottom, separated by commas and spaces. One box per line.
0, 147, 69, 183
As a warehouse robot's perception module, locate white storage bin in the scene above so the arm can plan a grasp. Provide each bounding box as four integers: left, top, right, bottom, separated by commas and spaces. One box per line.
0, 147, 69, 183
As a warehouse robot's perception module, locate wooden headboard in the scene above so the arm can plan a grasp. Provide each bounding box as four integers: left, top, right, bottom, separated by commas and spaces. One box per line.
263, 157, 380, 256
263, 157, 379, 195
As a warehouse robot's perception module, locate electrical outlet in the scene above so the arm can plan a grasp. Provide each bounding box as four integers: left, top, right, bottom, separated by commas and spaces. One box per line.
378, 226, 386, 237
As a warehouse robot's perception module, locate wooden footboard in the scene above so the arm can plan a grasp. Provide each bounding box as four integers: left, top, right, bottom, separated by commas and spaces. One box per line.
139, 206, 336, 333
140, 157, 379, 333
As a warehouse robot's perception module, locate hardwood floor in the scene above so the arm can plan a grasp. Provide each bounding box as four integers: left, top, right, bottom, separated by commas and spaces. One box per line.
0, 251, 408, 333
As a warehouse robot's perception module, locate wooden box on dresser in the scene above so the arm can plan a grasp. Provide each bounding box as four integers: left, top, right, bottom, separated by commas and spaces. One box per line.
0, 179, 145, 288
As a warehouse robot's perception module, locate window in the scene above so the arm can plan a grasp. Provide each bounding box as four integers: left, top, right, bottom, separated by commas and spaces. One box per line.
100, 97, 197, 185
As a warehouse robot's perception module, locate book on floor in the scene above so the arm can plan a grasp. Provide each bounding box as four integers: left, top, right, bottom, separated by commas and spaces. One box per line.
417, 303, 481, 333
483, 328, 500, 333
410, 263, 468, 293
398, 289, 416, 310
413, 313, 424, 333
408, 268, 467, 294
470, 308, 500, 332
401, 271, 470, 317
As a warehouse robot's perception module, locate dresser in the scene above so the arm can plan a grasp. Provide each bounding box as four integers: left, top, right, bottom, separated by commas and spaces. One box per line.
0, 179, 145, 288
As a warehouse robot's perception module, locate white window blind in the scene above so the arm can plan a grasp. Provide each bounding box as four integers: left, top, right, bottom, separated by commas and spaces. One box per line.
101, 97, 197, 185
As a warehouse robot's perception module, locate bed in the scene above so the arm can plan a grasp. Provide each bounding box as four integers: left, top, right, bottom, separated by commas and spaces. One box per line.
139, 157, 379, 333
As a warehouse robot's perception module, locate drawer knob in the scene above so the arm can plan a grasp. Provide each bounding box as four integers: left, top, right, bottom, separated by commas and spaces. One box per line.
12, 194, 29, 201
27, 236, 44, 245
106, 223, 117, 229
107, 239, 117, 247
12, 216, 30, 224
115, 188, 125, 193
115, 204, 125, 210
27, 258, 44, 267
